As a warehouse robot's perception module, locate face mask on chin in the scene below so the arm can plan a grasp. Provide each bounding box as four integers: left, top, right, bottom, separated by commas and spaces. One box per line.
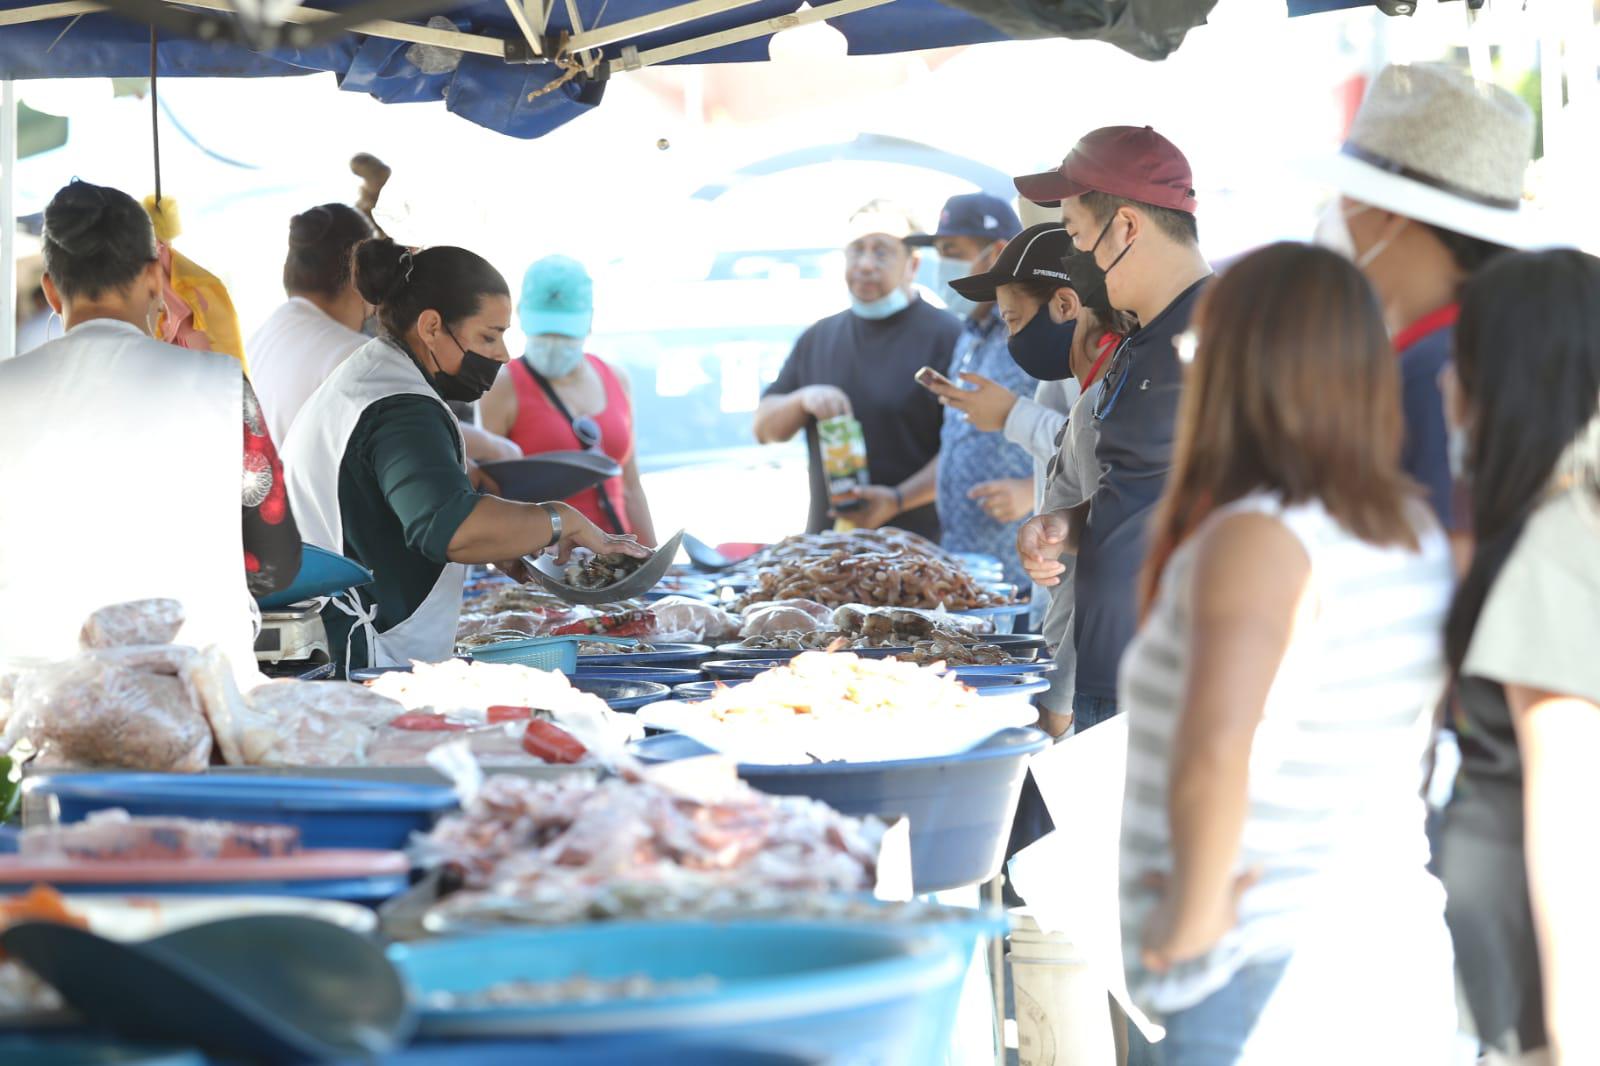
851, 288, 912, 321
1006, 305, 1078, 382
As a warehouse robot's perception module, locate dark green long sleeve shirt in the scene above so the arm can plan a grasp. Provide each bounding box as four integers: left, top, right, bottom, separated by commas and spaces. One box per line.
322, 395, 478, 671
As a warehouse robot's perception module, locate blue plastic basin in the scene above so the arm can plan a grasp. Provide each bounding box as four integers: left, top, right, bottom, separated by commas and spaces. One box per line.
686, 668, 1051, 700
382, 1041, 819, 1065
571, 666, 705, 687
628, 728, 1051, 893
0, 1034, 203, 1066
388, 921, 965, 1065
576, 643, 714, 668
28, 774, 458, 851
569, 677, 673, 712
950, 601, 1033, 635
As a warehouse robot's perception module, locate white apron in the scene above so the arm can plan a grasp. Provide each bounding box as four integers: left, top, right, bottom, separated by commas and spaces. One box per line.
0, 320, 259, 682
282, 337, 467, 671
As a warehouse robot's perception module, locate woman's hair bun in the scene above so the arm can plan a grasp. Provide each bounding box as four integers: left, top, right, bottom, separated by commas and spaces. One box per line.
353, 237, 410, 305
288, 205, 334, 250
43, 179, 114, 257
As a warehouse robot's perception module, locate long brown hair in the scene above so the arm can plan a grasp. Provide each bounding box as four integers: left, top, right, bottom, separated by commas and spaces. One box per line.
1140, 242, 1420, 613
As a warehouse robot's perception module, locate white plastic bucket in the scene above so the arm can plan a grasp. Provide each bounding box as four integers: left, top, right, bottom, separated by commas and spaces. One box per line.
1008, 911, 1115, 1066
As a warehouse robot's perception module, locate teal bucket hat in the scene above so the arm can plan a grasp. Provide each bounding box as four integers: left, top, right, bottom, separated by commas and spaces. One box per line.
520, 255, 593, 339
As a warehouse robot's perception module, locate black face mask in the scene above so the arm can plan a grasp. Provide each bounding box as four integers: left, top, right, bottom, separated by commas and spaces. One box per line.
1061, 245, 1110, 316
1007, 306, 1078, 382
1070, 215, 1134, 310
424, 326, 502, 403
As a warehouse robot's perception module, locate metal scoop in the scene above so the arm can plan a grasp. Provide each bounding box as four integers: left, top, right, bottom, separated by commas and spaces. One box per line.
523, 529, 684, 606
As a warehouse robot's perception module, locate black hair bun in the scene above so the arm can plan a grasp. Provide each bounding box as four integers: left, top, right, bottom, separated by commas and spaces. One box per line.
288, 205, 334, 249
43, 179, 113, 257
353, 237, 410, 305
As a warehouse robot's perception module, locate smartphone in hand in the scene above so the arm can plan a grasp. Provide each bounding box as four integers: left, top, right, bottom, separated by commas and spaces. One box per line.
915, 366, 955, 391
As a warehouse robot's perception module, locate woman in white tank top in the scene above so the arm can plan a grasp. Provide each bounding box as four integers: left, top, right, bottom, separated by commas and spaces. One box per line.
1118, 243, 1457, 1064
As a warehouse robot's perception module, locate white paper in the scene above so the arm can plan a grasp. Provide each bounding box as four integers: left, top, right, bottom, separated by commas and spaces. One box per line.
1008, 715, 1165, 1042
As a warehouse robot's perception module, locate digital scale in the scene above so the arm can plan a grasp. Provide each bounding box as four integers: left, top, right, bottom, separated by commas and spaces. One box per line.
256, 603, 332, 680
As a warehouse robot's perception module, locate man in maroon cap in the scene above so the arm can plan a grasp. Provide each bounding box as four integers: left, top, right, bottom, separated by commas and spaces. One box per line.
1015, 126, 1212, 736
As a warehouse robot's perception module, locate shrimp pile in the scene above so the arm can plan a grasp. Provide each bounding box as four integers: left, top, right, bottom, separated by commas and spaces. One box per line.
735, 551, 1006, 610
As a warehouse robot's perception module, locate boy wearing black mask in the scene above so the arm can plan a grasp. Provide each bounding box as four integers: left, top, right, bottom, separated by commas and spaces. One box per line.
1014, 126, 1211, 736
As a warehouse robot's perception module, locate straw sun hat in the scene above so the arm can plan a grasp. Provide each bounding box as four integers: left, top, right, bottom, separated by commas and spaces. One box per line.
1312, 62, 1540, 249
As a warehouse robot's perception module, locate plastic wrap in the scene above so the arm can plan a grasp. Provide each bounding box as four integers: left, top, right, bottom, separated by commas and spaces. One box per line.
5, 654, 212, 772
19, 808, 301, 862
739, 601, 831, 639
366, 721, 541, 768
79, 599, 185, 650
202, 675, 389, 768
647, 596, 741, 644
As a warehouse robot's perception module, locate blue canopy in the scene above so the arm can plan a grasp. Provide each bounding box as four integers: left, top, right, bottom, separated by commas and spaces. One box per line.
0, 0, 1008, 139
0, 0, 1382, 140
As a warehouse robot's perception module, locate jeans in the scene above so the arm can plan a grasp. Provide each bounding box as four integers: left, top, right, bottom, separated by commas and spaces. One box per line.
1157, 956, 1293, 1066
1072, 692, 1120, 734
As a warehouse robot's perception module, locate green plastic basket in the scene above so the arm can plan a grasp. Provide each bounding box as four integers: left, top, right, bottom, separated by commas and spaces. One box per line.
468, 636, 638, 673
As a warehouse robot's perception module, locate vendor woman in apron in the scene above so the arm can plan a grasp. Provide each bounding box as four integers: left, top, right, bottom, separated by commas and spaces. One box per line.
283, 238, 645, 674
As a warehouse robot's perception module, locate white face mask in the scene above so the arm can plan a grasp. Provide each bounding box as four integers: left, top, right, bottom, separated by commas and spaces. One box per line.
936, 256, 978, 318
850, 288, 912, 321
526, 335, 586, 378
1314, 201, 1399, 271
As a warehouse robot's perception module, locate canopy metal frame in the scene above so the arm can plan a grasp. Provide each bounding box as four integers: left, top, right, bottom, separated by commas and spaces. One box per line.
0, 0, 897, 71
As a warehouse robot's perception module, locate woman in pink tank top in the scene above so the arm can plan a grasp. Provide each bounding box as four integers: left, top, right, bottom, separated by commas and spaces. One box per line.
481, 256, 658, 545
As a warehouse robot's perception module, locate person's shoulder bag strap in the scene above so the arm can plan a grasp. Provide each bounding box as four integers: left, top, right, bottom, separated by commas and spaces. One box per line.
522, 356, 627, 535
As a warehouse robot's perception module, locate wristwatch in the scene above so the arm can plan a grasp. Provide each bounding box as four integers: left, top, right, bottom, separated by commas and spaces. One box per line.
541, 503, 563, 550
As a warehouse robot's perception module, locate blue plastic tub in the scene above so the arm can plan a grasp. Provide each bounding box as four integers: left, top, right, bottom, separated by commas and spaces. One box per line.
27, 774, 458, 851
388, 922, 965, 1065
382, 1041, 820, 1065
708, 644, 910, 662
569, 677, 673, 712
629, 728, 1051, 893
576, 643, 714, 668
571, 666, 705, 687
950, 601, 1033, 636
687, 667, 1051, 700
0, 1033, 203, 1066
0, 873, 412, 904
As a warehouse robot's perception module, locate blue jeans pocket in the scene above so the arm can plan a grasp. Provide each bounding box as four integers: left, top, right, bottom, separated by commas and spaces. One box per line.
1158, 956, 1294, 1066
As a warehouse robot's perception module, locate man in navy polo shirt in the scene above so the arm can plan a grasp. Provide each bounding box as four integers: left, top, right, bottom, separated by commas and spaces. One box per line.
1014, 127, 1212, 734
1311, 63, 1537, 530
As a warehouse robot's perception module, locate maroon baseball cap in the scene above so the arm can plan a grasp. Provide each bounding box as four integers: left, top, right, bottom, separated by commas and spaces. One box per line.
1014, 126, 1197, 213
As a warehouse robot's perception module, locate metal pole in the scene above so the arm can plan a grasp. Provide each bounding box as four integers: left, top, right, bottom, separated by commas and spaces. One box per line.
1, 80, 17, 364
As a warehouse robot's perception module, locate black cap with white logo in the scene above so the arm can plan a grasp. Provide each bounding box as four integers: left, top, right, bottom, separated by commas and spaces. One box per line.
948, 222, 1075, 301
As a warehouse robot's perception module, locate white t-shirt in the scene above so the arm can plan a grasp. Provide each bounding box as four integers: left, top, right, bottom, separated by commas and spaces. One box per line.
248, 297, 368, 444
